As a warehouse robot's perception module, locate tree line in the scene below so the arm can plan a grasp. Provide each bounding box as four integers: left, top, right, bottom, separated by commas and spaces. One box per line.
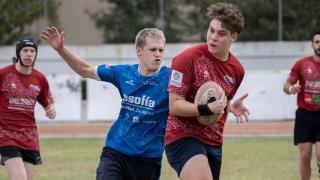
1, 0, 319, 45
0, 0, 60, 45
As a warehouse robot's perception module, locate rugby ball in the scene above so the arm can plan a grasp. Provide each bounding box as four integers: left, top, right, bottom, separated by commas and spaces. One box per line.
194, 81, 225, 126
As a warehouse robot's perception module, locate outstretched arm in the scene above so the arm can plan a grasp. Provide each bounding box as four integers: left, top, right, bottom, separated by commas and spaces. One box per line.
228, 93, 249, 123
40, 27, 96, 79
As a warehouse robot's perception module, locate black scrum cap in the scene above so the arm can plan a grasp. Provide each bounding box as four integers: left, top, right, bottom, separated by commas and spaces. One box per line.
16, 37, 38, 60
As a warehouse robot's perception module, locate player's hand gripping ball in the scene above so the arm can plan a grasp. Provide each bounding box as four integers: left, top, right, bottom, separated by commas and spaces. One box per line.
194, 81, 225, 126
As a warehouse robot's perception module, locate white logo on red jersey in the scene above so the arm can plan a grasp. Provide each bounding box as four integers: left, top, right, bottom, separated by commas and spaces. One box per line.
203, 70, 209, 78
224, 75, 235, 84
11, 83, 16, 89
29, 84, 40, 91
170, 70, 183, 87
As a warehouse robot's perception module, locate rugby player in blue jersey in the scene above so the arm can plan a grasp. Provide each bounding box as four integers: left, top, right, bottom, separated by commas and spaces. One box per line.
41, 27, 169, 180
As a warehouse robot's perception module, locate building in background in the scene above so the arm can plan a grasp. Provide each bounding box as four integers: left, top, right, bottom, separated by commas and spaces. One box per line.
27, 0, 109, 45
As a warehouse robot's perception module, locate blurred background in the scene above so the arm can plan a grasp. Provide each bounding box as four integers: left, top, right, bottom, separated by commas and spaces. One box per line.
1, 0, 319, 122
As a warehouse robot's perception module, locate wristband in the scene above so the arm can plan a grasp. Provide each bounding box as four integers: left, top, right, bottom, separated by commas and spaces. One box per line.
197, 104, 214, 116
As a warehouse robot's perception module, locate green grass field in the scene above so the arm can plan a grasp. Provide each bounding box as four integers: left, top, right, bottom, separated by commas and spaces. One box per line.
0, 136, 319, 180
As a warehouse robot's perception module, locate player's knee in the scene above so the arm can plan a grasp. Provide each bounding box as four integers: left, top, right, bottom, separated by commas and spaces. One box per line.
300, 153, 312, 161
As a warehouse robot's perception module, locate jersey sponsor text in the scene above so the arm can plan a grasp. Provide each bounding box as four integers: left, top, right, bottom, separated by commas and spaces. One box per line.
122, 94, 155, 108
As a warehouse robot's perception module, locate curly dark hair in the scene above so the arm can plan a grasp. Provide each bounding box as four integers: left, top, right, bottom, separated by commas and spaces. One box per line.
206, 2, 245, 34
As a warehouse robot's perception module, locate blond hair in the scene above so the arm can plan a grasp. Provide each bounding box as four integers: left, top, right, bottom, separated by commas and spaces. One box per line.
135, 28, 166, 49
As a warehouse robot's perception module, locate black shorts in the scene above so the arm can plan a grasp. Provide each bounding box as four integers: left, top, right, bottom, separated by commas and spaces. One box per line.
294, 108, 320, 145
165, 137, 222, 180
96, 146, 162, 180
0, 146, 42, 165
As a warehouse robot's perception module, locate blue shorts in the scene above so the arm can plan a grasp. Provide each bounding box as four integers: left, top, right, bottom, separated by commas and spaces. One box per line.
0, 146, 42, 165
165, 137, 222, 180
96, 147, 162, 180
294, 108, 320, 145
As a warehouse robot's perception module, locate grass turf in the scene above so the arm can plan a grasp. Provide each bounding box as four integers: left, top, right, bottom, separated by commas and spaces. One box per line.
0, 136, 319, 180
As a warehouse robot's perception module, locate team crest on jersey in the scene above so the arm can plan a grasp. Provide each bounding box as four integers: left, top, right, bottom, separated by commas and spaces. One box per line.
170, 70, 183, 87
224, 75, 235, 84
29, 84, 40, 91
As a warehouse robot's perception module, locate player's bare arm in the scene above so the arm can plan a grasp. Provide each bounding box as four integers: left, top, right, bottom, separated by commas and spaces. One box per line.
41, 27, 95, 79
169, 93, 226, 117
169, 93, 198, 117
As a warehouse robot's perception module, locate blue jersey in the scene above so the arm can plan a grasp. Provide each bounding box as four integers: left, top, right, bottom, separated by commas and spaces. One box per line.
96, 64, 170, 158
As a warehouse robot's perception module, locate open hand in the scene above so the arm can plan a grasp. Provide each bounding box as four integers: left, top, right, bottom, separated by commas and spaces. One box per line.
40, 27, 65, 51
229, 93, 249, 123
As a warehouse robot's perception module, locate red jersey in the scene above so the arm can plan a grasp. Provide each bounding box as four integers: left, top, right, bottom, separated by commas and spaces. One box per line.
0, 64, 54, 150
286, 56, 320, 111
165, 43, 244, 146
